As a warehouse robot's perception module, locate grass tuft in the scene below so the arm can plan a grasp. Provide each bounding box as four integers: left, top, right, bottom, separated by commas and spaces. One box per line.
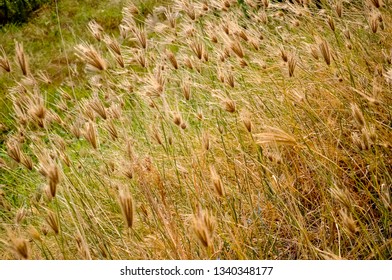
0, 0, 391, 260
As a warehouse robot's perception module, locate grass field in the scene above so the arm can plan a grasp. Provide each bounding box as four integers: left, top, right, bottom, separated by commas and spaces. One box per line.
0, 0, 391, 259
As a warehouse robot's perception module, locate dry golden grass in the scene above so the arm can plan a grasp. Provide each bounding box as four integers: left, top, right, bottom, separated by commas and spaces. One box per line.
0, 0, 391, 260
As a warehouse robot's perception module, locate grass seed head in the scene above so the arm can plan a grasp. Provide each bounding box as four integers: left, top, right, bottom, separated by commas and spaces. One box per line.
361, 128, 371, 150
15, 207, 27, 225
369, 0, 381, 9
123, 165, 134, 179
181, 80, 191, 100
136, 50, 147, 68
343, 28, 351, 40
0, 46, 11, 72
183, 2, 196, 20
239, 59, 248, 67
280, 47, 288, 63
0, 157, 6, 169
230, 40, 245, 59
209, 31, 218, 43
370, 13, 379, 33
202, 131, 210, 151
241, 113, 252, 132
151, 126, 163, 145
258, 10, 268, 24
84, 121, 99, 149
351, 103, 366, 128
52, 135, 67, 152
288, 55, 297, 77
7, 233, 30, 259
21, 154, 33, 170
75, 43, 107, 71
88, 20, 104, 41
173, 113, 182, 126
202, 0, 209, 11
328, 16, 335, 32
105, 119, 119, 140
90, 97, 107, 120
236, 29, 249, 42
184, 56, 194, 70
210, 166, 225, 197
114, 54, 125, 68
380, 184, 391, 210
221, 18, 230, 33
27, 225, 41, 242
166, 50, 179, 69
70, 121, 82, 139
319, 39, 331, 66
335, 1, 343, 18
1, 0, 391, 261
190, 40, 205, 60
104, 35, 121, 55
46, 210, 59, 235
40, 161, 60, 199
164, 7, 177, 29
124, 1, 139, 16
6, 138, 22, 163
339, 209, 358, 236
223, 46, 231, 59
118, 188, 134, 228
145, 67, 165, 96
125, 140, 135, 160
225, 72, 235, 88
255, 127, 297, 146
134, 28, 148, 49
75, 234, 91, 260
192, 208, 215, 248
15, 41, 30, 76
249, 37, 260, 50
108, 103, 123, 119
330, 186, 352, 210
224, 99, 236, 113
28, 102, 47, 128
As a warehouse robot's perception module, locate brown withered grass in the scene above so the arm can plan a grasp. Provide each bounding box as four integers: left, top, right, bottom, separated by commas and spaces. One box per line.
0, 0, 391, 260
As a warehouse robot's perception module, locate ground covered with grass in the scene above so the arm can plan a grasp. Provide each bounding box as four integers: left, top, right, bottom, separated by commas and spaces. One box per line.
0, 0, 391, 259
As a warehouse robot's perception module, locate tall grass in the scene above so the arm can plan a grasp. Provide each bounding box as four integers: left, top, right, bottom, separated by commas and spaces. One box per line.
0, 0, 391, 259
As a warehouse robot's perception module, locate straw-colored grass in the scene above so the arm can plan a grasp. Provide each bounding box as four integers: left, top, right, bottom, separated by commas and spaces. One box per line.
0, 0, 391, 260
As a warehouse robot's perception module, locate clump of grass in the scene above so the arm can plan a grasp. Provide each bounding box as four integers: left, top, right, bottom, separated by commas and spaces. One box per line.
0, 46, 11, 72
0, 0, 391, 260
192, 208, 215, 251
75, 43, 108, 71
4, 232, 30, 259
118, 187, 135, 229
14, 41, 30, 76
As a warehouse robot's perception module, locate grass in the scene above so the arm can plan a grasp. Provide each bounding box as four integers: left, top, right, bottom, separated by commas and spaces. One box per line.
0, 0, 391, 260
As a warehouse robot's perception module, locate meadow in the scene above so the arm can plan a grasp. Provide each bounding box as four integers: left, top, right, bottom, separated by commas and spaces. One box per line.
0, 0, 391, 259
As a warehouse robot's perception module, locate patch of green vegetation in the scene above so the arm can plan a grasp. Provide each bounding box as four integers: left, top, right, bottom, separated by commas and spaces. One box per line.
0, 0, 50, 25
0, 0, 126, 132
